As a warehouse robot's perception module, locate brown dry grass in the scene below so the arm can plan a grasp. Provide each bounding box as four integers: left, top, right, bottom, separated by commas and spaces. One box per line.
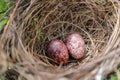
0, 0, 120, 80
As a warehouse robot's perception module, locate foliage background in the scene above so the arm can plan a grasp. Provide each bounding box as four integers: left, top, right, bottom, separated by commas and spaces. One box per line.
0, 0, 13, 33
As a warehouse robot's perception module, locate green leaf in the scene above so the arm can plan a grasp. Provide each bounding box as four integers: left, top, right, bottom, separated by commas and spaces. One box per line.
0, 0, 7, 12
110, 75, 117, 80
0, 19, 8, 32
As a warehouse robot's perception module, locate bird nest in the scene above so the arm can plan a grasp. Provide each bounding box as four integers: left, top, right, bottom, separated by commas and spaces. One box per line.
0, 0, 120, 80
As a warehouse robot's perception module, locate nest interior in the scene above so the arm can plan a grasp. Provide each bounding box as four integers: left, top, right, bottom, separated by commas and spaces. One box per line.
21, 0, 116, 62
0, 0, 120, 80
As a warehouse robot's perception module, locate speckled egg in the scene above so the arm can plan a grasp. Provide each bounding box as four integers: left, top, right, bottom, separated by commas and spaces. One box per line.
66, 33, 85, 59
47, 39, 69, 64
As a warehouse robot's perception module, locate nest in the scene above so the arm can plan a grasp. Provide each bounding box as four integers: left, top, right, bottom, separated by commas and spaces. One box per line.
0, 0, 120, 80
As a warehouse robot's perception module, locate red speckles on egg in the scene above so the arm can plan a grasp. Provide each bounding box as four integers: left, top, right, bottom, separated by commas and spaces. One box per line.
66, 33, 85, 59
47, 39, 69, 64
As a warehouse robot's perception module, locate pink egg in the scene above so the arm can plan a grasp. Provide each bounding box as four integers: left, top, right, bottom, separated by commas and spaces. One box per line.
66, 33, 85, 59
47, 39, 69, 64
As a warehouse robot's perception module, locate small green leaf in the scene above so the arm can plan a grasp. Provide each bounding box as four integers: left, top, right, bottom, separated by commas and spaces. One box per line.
109, 74, 118, 80
0, 19, 8, 32
0, 0, 7, 12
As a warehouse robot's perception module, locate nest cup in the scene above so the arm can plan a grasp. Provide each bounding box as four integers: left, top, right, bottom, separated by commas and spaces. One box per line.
1, 0, 120, 80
